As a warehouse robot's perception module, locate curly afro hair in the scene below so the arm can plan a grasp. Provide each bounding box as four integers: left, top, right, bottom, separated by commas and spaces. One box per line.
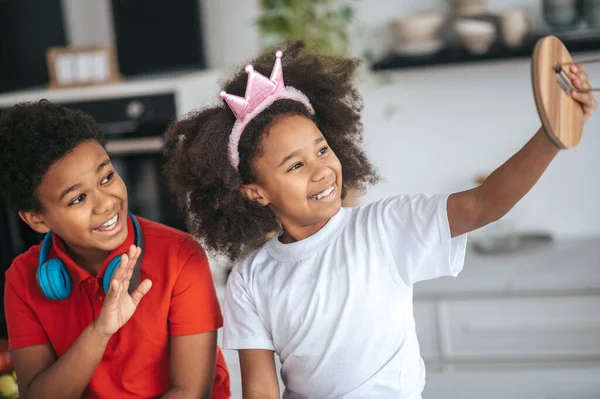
0, 100, 106, 212
164, 41, 379, 261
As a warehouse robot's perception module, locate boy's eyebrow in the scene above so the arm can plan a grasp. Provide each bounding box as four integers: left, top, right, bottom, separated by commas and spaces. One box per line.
59, 184, 81, 201
58, 159, 111, 200
97, 158, 111, 172
278, 137, 325, 167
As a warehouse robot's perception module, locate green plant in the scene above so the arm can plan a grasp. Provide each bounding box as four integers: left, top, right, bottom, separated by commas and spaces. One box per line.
257, 0, 356, 56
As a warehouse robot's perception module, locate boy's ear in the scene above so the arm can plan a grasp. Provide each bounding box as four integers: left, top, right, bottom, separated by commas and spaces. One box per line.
18, 211, 51, 234
240, 184, 270, 207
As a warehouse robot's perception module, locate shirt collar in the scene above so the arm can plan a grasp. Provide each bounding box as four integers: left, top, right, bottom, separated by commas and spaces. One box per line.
50, 215, 136, 286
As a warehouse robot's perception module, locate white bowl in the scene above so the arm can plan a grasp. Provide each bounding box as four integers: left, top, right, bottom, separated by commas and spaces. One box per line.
454, 19, 496, 54
454, 19, 495, 36
392, 12, 445, 42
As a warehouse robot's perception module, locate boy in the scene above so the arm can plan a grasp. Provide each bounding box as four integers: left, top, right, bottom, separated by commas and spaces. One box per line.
0, 100, 230, 398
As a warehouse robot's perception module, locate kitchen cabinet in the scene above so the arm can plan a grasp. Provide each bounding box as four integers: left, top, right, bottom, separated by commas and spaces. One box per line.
413, 236, 600, 371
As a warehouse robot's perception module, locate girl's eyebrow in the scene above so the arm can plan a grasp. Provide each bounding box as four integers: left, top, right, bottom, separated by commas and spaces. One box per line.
278, 137, 325, 167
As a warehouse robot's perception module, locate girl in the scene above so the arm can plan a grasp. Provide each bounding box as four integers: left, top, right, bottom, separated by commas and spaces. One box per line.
164, 41, 596, 398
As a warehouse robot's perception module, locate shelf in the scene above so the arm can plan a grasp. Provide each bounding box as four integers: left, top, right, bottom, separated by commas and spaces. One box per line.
371, 27, 600, 71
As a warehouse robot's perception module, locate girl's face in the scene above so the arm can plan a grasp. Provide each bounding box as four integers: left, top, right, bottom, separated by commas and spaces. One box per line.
242, 114, 343, 241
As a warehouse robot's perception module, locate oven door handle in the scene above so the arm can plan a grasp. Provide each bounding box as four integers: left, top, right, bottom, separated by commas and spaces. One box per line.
105, 137, 164, 155
98, 121, 140, 135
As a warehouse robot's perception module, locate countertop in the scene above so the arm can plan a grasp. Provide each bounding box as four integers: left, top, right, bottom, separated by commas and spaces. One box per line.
0, 68, 223, 115
415, 236, 600, 299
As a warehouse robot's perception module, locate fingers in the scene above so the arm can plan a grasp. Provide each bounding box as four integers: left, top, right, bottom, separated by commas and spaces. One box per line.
104, 278, 121, 309
571, 89, 597, 111
119, 246, 141, 279
570, 64, 584, 73
106, 245, 141, 296
129, 279, 152, 306
568, 65, 597, 120
570, 64, 588, 82
569, 72, 589, 91
121, 245, 141, 292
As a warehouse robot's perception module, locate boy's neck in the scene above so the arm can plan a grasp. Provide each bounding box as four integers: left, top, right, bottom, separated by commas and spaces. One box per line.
65, 245, 111, 276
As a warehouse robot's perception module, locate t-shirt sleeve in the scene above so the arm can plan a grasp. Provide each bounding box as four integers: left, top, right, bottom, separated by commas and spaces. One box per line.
222, 266, 274, 351
375, 193, 467, 285
4, 276, 49, 350
168, 237, 223, 336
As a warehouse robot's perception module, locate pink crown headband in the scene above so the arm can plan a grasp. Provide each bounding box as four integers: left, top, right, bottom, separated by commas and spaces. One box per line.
220, 50, 315, 170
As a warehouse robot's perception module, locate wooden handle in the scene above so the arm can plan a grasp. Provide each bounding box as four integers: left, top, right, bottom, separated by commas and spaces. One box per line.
531, 36, 585, 149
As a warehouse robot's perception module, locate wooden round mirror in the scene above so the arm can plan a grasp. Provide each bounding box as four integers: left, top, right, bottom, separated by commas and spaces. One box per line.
531, 35, 585, 149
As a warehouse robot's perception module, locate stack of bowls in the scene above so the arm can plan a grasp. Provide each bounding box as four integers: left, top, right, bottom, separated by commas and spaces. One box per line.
391, 11, 446, 56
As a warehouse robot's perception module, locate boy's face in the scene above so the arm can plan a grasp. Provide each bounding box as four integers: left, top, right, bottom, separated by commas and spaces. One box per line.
21, 140, 129, 256
244, 114, 343, 234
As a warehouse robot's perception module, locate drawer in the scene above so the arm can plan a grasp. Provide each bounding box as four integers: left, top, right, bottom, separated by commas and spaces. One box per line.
442, 296, 600, 359
414, 300, 439, 359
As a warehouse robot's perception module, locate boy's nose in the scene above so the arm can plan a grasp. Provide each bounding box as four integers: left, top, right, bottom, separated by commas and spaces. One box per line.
95, 192, 117, 214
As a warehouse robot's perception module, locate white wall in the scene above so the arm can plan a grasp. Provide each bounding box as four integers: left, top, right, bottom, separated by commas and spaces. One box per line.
61, 0, 114, 46
60, 0, 600, 236
358, 59, 600, 237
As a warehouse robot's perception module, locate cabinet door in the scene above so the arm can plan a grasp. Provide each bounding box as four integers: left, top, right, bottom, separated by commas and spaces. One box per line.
442, 296, 600, 360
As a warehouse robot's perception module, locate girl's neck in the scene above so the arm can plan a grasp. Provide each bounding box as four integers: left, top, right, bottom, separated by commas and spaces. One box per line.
279, 218, 330, 244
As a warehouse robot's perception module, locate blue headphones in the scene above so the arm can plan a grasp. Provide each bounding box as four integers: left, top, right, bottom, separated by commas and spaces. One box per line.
37, 212, 144, 300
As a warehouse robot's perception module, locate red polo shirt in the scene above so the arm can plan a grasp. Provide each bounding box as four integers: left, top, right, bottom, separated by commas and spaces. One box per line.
4, 216, 230, 398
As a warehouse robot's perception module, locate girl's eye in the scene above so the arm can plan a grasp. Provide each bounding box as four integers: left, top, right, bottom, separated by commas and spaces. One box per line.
288, 162, 303, 172
69, 194, 86, 206
101, 172, 114, 184
318, 146, 329, 156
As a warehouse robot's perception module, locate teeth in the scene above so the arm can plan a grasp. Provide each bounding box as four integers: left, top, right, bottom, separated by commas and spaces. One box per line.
310, 185, 334, 200
96, 214, 118, 231
102, 214, 118, 227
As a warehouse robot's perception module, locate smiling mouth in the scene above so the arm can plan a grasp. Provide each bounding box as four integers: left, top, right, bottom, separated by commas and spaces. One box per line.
94, 213, 119, 232
309, 184, 335, 200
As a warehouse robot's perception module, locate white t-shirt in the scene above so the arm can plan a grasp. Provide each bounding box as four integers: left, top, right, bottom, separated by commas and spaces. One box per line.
223, 193, 467, 398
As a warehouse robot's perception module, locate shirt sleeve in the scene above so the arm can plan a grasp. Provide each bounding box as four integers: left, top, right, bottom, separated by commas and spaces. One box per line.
168, 237, 223, 336
4, 275, 49, 350
222, 266, 274, 351
375, 193, 467, 285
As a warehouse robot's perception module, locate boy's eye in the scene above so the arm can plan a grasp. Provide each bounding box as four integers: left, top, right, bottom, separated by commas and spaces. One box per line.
101, 172, 114, 184
288, 162, 303, 172
69, 194, 86, 206
318, 146, 329, 156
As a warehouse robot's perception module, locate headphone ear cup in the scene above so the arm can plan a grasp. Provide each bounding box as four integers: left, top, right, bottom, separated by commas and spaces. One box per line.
103, 256, 122, 294
37, 259, 72, 300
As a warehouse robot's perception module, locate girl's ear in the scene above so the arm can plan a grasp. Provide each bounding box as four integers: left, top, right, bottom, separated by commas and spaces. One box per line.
240, 184, 270, 207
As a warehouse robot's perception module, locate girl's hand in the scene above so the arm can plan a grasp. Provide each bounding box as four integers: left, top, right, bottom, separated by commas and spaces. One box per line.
569, 64, 597, 122
92, 245, 152, 337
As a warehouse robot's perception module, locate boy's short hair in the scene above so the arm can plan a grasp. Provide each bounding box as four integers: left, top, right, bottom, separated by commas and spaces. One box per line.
0, 100, 106, 212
